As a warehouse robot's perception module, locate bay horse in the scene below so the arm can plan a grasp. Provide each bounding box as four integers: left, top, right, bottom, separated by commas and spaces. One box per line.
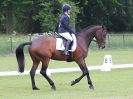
16, 25, 107, 90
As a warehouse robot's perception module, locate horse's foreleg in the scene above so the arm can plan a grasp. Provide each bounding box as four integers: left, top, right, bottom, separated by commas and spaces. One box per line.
81, 66, 94, 89
40, 59, 56, 91
30, 61, 40, 90
72, 59, 94, 89
71, 73, 85, 86
71, 59, 87, 85
86, 71, 94, 89
71, 65, 88, 86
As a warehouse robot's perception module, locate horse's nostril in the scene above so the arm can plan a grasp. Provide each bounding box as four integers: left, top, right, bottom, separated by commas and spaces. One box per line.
102, 45, 105, 49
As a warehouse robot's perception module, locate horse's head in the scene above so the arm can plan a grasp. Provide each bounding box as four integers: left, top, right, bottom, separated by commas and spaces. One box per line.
94, 26, 107, 49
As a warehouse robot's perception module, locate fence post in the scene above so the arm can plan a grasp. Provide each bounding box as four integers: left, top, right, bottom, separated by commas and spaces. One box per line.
107, 35, 110, 48
10, 36, 13, 53
28, 34, 32, 41
123, 34, 125, 47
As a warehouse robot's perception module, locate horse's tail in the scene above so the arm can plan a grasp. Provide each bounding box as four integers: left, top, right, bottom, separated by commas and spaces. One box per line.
16, 42, 32, 73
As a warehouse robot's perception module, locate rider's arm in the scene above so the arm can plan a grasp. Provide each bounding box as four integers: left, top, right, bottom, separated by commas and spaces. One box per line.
62, 17, 75, 34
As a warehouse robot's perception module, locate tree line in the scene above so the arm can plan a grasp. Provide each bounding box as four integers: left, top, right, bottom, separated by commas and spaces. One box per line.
0, 0, 133, 34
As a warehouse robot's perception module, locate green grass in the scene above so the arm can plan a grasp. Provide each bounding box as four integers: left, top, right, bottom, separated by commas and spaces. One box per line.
0, 50, 133, 71
0, 69, 133, 99
0, 48, 133, 98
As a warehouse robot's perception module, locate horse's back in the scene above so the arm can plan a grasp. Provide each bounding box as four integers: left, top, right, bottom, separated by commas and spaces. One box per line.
29, 36, 56, 56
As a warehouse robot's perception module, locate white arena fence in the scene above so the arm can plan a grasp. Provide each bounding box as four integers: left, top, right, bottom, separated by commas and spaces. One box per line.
0, 64, 133, 77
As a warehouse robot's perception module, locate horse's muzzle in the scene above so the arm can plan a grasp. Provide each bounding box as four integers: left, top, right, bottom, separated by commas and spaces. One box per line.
101, 45, 105, 49
99, 43, 105, 49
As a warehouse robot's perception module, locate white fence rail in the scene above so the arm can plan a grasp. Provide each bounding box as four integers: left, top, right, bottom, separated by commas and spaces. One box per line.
0, 64, 133, 77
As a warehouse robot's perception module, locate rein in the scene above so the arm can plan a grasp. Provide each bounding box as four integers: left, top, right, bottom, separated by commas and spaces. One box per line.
92, 39, 97, 42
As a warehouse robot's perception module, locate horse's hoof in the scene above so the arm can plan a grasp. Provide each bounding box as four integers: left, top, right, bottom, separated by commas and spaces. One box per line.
71, 80, 76, 86
51, 86, 56, 91
33, 87, 40, 90
89, 85, 94, 90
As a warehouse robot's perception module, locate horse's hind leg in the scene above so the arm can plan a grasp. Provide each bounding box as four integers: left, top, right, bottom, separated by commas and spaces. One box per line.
30, 60, 40, 90
40, 58, 56, 91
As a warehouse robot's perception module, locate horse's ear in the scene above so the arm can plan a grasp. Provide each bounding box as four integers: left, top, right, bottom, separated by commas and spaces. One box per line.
102, 25, 106, 30
102, 25, 104, 29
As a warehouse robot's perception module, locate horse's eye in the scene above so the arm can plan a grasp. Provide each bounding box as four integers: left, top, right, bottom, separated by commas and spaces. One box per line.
103, 34, 106, 38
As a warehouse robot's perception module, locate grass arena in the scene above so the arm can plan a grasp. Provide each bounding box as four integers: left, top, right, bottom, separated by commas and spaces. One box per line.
0, 49, 133, 99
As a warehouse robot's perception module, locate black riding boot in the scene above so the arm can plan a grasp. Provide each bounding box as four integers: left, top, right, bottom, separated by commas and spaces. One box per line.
64, 40, 71, 55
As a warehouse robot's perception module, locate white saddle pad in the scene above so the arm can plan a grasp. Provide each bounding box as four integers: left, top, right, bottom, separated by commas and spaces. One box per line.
56, 34, 77, 52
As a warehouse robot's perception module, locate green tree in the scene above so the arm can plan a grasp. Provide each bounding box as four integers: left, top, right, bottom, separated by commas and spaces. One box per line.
1, 0, 133, 33
0, 0, 14, 34
75, 0, 133, 32
33, 0, 79, 32
0, 0, 79, 33
0, 0, 35, 34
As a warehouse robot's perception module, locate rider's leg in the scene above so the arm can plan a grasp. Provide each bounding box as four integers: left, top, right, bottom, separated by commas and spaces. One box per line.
64, 40, 71, 55
59, 32, 73, 55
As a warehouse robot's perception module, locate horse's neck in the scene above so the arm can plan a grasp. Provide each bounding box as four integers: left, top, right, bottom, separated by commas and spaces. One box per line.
77, 29, 95, 53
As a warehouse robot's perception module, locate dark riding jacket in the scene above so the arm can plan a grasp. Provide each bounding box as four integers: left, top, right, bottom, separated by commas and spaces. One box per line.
58, 13, 75, 34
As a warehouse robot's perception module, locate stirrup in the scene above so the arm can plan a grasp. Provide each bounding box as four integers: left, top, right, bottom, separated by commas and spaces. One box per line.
64, 51, 69, 55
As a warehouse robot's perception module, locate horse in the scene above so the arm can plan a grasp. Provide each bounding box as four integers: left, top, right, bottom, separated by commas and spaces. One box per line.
16, 25, 107, 90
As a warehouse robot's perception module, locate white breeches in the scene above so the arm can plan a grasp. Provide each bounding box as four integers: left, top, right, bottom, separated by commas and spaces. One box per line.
59, 32, 73, 41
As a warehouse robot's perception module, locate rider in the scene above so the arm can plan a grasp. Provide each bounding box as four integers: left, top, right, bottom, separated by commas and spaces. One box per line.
58, 3, 75, 55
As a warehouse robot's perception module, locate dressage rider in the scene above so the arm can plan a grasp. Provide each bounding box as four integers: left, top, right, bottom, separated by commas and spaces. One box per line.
58, 3, 75, 55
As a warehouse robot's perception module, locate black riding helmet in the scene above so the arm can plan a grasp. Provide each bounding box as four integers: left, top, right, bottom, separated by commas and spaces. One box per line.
62, 4, 71, 12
